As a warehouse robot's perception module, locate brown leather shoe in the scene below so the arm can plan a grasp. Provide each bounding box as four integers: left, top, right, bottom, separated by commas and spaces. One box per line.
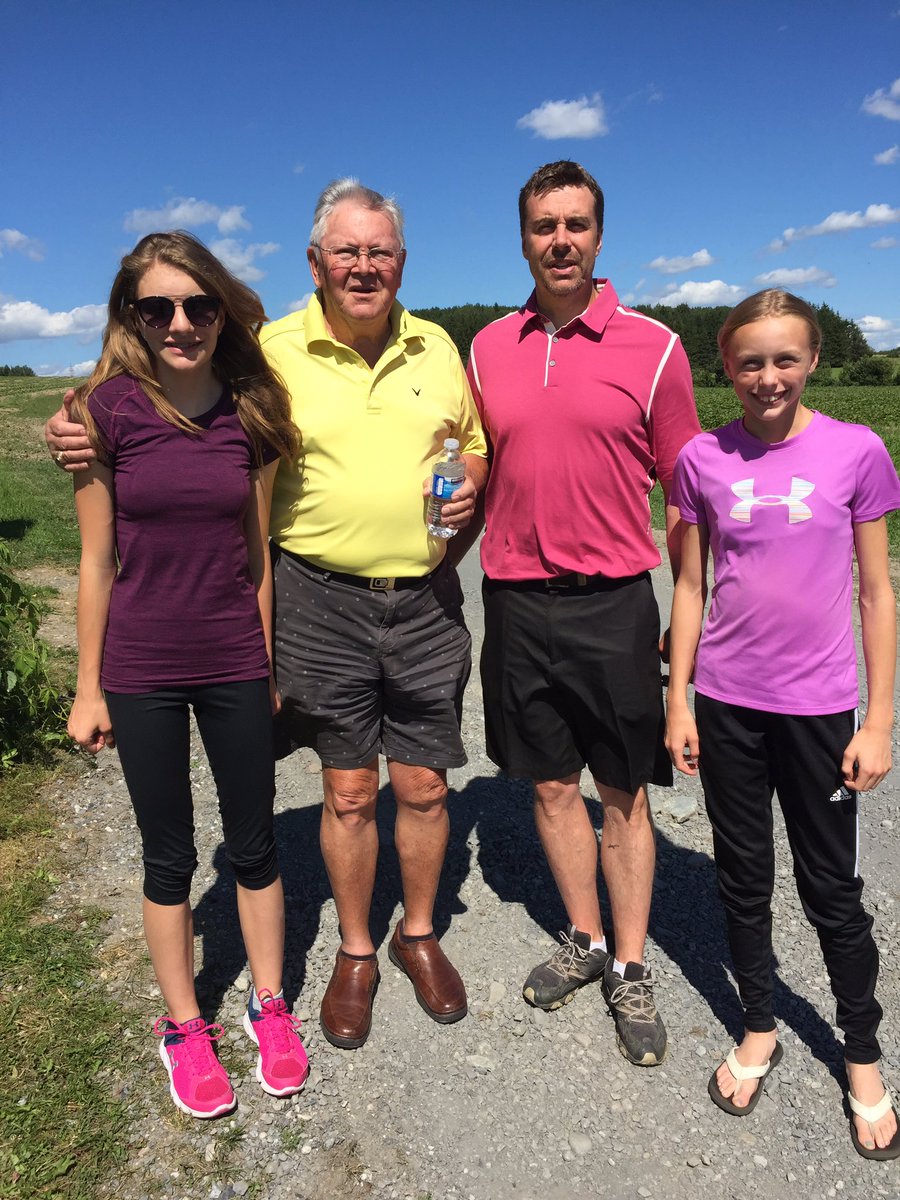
320, 949, 379, 1049
388, 920, 467, 1023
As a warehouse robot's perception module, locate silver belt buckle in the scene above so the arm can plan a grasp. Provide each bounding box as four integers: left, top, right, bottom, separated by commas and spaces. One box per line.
369, 576, 395, 591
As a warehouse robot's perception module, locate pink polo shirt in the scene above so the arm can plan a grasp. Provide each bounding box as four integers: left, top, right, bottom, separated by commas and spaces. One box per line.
467, 280, 700, 580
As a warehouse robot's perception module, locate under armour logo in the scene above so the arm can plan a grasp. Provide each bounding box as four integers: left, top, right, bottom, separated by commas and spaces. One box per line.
729, 477, 815, 524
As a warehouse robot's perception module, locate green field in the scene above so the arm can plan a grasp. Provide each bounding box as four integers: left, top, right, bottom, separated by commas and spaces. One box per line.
0, 377, 85, 569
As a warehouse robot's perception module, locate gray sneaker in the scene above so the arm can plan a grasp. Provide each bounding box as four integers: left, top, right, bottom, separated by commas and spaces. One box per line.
522, 928, 610, 1011
601, 959, 667, 1066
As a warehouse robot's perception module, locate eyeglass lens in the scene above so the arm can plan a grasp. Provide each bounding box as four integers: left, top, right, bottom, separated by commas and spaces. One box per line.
135, 295, 222, 328
323, 246, 396, 266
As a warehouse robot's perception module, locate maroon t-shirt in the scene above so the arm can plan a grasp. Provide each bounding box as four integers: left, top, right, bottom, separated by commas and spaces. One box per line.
87, 375, 278, 692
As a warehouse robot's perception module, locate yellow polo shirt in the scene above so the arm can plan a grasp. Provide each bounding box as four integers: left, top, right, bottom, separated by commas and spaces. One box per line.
261, 292, 487, 577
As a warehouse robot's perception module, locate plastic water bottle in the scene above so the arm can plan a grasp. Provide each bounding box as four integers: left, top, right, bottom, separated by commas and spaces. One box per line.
427, 438, 465, 539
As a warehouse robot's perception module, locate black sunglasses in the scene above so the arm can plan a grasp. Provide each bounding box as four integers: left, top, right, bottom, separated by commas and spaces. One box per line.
133, 294, 222, 329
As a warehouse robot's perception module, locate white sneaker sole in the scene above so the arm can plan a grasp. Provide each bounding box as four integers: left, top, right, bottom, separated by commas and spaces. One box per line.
157, 1039, 236, 1119
242, 1010, 309, 1098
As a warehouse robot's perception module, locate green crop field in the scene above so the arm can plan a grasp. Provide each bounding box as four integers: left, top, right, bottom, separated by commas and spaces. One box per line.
0, 377, 84, 569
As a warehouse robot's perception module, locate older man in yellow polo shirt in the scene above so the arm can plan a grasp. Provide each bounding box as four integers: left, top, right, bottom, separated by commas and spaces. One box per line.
45, 178, 488, 1051
261, 179, 487, 1048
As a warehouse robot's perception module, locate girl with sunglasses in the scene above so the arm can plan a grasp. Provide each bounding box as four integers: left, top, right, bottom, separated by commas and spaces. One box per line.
68, 231, 306, 1119
665, 289, 900, 1158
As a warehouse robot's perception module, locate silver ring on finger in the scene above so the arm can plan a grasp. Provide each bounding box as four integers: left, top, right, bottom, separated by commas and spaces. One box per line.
55, 450, 68, 466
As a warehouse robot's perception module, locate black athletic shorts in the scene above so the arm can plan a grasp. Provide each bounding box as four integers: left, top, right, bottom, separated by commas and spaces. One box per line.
481, 572, 672, 793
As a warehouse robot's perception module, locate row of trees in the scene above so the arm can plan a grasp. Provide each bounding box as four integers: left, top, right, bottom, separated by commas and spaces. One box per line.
0, 365, 35, 376
412, 301, 887, 385
412, 304, 514, 363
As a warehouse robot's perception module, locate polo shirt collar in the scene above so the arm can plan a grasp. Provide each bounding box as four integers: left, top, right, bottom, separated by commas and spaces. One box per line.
519, 278, 620, 338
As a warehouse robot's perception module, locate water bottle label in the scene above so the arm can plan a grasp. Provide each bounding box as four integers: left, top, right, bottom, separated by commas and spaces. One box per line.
432, 476, 463, 499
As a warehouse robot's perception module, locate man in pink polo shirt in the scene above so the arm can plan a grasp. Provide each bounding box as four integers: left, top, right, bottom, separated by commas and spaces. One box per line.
465, 161, 700, 1066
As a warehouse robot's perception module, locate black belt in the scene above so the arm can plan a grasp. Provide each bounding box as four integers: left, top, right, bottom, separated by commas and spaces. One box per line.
282, 548, 437, 592
488, 571, 648, 593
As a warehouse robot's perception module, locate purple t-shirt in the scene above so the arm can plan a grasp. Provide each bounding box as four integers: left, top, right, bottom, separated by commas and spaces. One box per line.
672, 413, 900, 715
87, 375, 278, 692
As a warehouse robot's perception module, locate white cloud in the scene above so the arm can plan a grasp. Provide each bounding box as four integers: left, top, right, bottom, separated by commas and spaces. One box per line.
874, 144, 900, 165
646, 249, 713, 275
0, 229, 45, 261
36, 359, 97, 377
857, 315, 892, 332
0, 300, 106, 343
287, 293, 313, 313
768, 203, 900, 251
209, 239, 279, 283
872, 235, 898, 248
123, 198, 251, 237
862, 78, 900, 121
517, 93, 608, 139
293, 162, 305, 176
753, 266, 837, 288
655, 280, 745, 307
856, 314, 900, 350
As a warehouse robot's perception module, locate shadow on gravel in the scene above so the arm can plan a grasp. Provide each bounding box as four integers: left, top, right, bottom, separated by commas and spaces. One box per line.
446, 772, 845, 1082
190, 770, 845, 1082
193, 801, 332, 1014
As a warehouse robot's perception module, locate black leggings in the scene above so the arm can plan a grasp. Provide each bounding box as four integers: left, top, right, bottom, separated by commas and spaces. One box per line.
696, 694, 881, 1064
105, 680, 278, 906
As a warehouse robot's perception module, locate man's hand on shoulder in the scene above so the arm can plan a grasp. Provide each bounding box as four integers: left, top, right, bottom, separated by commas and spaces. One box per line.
45, 389, 96, 472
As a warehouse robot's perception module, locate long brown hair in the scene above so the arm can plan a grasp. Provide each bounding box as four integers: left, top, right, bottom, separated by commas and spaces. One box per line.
73, 231, 300, 464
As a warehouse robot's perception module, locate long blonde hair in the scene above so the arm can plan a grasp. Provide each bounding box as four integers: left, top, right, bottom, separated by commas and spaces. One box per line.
73, 231, 300, 464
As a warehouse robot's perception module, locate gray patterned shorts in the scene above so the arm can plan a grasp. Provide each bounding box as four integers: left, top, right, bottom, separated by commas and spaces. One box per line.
272, 549, 471, 770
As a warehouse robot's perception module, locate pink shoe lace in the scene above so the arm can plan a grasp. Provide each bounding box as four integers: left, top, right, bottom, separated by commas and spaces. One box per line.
243, 989, 309, 1097
153, 1015, 235, 1119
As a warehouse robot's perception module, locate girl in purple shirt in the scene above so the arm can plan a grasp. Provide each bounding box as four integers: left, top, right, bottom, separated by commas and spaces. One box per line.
666, 289, 900, 1159
67, 232, 307, 1119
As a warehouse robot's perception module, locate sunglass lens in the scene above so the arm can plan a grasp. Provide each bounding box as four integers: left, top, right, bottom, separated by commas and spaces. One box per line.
136, 297, 175, 328
183, 296, 221, 326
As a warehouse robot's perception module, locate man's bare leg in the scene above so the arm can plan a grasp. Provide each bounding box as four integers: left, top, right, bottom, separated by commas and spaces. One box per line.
386, 760, 466, 1021
320, 761, 379, 955
523, 773, 608, 1011
533, 773, 604, 941
593, 782, 666, 1065
595, 783, 655, 964
388, 761, 449, 936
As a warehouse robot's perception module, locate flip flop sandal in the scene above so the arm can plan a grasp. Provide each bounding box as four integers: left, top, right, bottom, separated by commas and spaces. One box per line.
708, 1041, 783, 1116
848, 1088, 900, 1160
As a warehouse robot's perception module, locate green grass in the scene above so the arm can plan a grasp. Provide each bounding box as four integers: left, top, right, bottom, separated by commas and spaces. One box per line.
0, 376, 132, 1196
0, 377, 85, 569
651, 386, 900, 554
0, 765, 128, 1199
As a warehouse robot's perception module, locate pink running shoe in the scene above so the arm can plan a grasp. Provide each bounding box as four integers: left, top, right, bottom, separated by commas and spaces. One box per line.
243, 990, 309, 1097
153, 1016, 236, 1119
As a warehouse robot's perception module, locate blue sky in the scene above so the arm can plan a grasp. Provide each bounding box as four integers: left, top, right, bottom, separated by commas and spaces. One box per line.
3, 0, 899, 374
